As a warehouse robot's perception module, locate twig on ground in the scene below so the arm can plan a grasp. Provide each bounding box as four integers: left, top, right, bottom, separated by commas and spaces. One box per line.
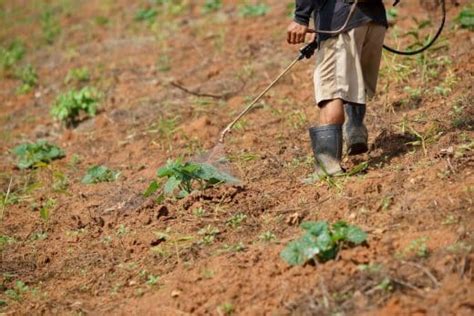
402, 260, 441, 288
391, 277, 425, 296
170, 81, 229, 99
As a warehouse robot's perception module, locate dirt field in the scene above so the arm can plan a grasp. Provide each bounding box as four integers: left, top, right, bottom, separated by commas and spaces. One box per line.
0, 0, 473, 315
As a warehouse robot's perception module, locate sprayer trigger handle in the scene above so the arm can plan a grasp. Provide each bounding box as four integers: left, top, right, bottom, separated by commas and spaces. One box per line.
299, 40, 319, 60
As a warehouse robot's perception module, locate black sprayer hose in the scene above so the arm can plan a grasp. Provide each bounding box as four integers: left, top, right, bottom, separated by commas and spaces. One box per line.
383, 0, 447, 55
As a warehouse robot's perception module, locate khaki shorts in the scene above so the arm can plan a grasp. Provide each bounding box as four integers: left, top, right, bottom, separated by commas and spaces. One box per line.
314, 22, 386, 105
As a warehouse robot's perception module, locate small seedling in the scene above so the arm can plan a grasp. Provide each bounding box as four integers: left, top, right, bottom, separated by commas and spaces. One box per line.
258, 231, 276, 242
198, 225, 220, 245
51, 86, 101, 126
218, 302, 234, 315
193, 207, 207, 217
82, 165, 120, 184
39, 198, 55, 221
145, 274, 160, 286
12, 140, 65, 169
280, 221, 367, 266
226, 213, 247, 228
116, 224, 128, 236
144, 159, 238, 199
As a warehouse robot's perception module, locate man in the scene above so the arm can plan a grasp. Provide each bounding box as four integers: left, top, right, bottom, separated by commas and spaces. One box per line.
287, 0, 389, 176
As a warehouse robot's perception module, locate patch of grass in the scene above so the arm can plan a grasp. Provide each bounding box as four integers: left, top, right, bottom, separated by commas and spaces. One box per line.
280, 221, 367, 266
15, 64, 38, 94
50, 86, 101, 126
12, 140, 65, 169
239, 3, 269, 17
82, 165, 120, 184
144, 159, 238, 200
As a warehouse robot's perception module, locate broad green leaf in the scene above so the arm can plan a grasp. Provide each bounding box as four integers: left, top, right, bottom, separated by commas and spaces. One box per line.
346, 226, 368, 245
12, 141, 65, 169
315, 229, 333, 251
197, 163, 239, 184
144, 180, 160, 197
163, 176, 180, 195
332, 221, 349, 242
82, 165, 119, 184
280, 239, 307, 266
300, 221, 328, 236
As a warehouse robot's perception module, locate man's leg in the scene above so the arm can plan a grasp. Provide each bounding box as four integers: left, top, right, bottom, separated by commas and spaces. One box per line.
319, 99, 345, 125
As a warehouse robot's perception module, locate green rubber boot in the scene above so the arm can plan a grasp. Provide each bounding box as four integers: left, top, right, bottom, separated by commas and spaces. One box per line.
309, 124, 344, 178
343, 103, 368, 155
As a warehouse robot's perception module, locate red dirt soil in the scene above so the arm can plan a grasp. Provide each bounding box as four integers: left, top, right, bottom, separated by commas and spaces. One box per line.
0, 0, 473, 315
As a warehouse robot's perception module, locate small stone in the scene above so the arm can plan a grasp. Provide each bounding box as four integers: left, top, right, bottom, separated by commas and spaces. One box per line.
171, 290, 181, 298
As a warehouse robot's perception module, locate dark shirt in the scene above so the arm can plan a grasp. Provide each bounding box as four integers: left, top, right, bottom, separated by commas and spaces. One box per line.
294, 0, 388, 42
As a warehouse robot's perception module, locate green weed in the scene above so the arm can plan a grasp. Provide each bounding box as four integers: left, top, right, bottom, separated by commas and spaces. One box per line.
41, 9, 61, 44
202, 0, 222, 13
457, 5, 474, 30
144, 159, 238, 200
5, 280, 29, 302
258, 231, 276, 242
65, 67, 90, 84
193, 207, 207, 218
0, 235, 15, 252
50, 87, 101, 126
226, 213, 247, 229
12, 141, 65, 169
82, 165, 120, 184
239, 3, 269, 17
134, 8, 157, 22
0, 39, 25, 76
397, 237, 429, 259
218, 302, 234, 315
39, 198, 55, 222
280, 221, 367, 265
52, 171, 69, 192
198, 225, 220, 245
15, 64, 38, 94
